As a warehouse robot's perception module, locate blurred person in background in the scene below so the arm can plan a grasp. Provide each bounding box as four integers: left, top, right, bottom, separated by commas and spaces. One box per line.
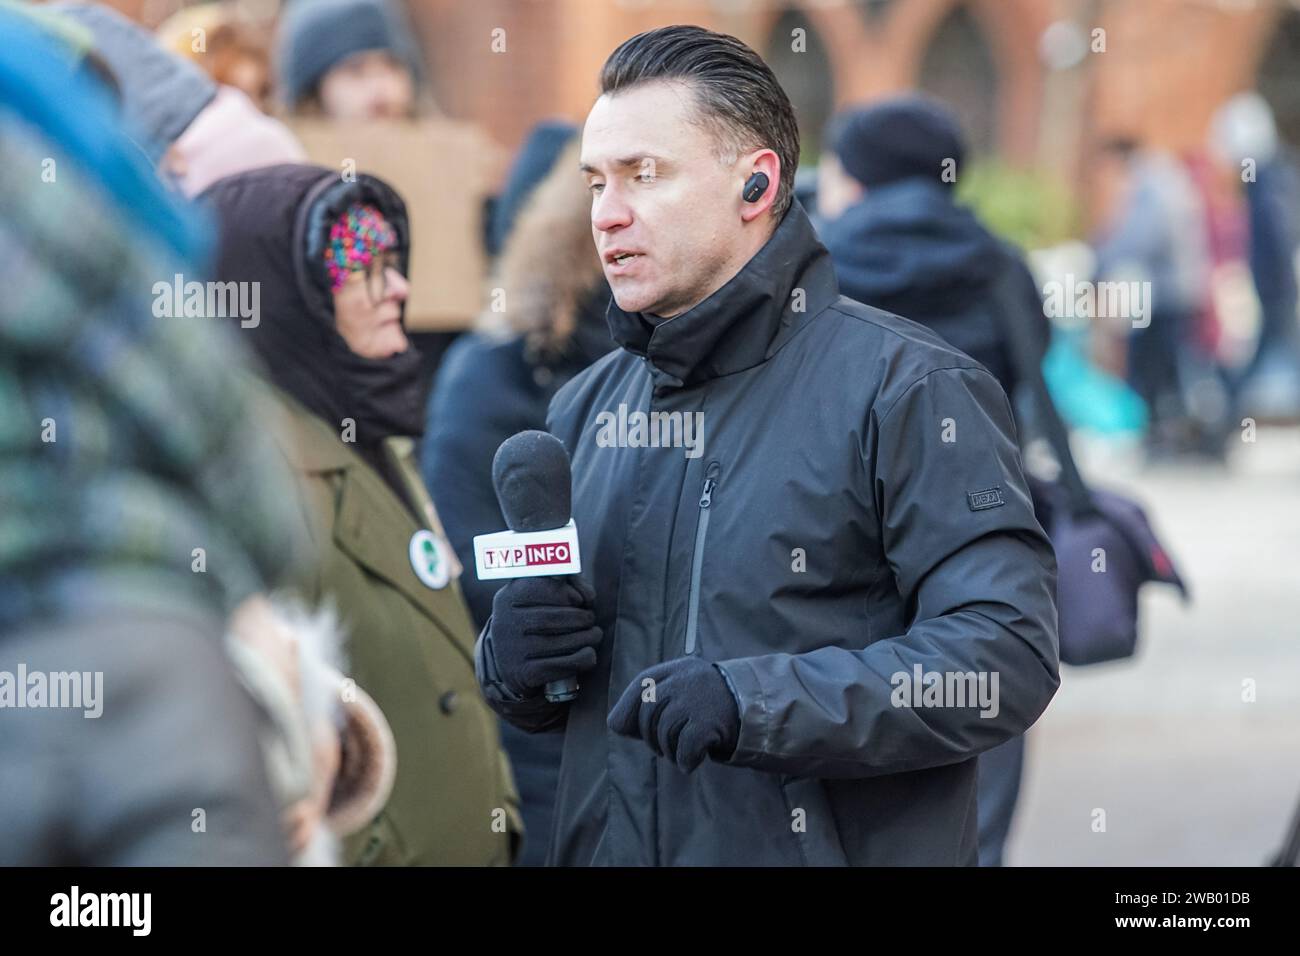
421, 123, 613, 866
481, 120, 581, 260
157, 0, 274, 110
275, 0, 461, 387
1211, 92, 1300, 424
200, 163, 522, 865
275, 0, 430, 121
818, 96, 1050, 404
0, 10, 298, 864
54, 1, 306, 197
1092, 137, 1220, 458
1185, 148, 1252, 396
817, 95, 1052, 867
3, 7, 395, 867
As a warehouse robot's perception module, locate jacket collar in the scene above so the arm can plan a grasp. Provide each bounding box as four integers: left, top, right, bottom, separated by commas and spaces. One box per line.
330, 454, 475, 664
272, 388, 476, 664
604, 199, 839, 391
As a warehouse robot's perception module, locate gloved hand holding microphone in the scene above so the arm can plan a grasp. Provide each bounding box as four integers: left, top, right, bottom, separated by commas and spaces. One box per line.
476, 430, 738, 774
475, 431, 601, 703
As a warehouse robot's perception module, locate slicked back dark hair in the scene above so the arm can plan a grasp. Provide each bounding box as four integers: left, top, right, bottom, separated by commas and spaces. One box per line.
599, 24, 800, 219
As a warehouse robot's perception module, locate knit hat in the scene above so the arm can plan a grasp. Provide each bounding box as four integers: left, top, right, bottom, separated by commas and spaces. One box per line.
276, 0, 420, 108
52, 1, 217, 163
828, 95, 967, 190
325, 203, 399, 292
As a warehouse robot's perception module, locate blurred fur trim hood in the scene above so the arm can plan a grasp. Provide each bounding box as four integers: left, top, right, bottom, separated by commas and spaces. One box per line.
476, 137, 607, 357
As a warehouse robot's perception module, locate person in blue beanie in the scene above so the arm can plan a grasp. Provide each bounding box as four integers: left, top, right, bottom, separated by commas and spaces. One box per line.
276, 0, 430, 119
818, 95, 1054, 866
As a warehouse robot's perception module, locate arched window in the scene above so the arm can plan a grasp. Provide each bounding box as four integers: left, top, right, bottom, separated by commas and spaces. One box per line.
917, 4, 999, 156
765, 8, 835, 162
854, 0, 898, 28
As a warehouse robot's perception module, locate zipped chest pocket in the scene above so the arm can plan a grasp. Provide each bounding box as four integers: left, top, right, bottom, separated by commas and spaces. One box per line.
684, 460, 721, 656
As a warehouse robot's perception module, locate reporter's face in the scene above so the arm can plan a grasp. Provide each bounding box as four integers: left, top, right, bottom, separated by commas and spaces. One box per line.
581, 81, 750, 319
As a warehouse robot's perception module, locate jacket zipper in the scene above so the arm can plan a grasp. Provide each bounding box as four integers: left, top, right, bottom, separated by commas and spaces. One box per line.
684, 461, 721, 655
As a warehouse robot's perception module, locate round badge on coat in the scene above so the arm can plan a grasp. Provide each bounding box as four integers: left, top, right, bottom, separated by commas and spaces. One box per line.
409, 530, 451, 590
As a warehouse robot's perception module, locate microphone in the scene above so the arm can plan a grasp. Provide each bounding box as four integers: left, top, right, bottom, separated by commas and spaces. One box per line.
474, 430, 584, 703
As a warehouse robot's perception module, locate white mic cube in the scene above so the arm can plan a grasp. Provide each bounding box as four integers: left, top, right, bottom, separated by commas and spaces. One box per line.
473, 520, 582, 580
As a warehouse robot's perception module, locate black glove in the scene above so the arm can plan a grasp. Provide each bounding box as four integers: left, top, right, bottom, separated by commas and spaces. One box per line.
486, 575, 602, 699
607, 656, 741, 773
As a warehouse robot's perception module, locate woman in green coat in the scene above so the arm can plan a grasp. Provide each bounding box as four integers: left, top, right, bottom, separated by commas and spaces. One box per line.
202, 164, 520, 865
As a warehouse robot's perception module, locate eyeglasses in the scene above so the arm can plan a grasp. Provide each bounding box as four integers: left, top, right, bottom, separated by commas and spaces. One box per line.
360, 251, 404, 305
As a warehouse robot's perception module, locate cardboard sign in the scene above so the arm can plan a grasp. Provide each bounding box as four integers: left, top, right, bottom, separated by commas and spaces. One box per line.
290, 118, 503, 331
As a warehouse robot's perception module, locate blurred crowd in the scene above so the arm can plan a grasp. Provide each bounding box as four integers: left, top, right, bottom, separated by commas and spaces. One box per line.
1040, 94, 1300, 461
1, 0, 1296, 867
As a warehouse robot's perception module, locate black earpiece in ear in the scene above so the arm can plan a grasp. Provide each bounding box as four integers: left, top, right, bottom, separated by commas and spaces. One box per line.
742, 171, 769, 203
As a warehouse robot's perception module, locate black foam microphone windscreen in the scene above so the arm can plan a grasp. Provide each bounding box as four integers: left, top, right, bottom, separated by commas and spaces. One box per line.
491, 430, 573, 532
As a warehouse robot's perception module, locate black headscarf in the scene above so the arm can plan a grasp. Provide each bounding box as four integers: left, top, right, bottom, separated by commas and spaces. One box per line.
200, 164, 426, 487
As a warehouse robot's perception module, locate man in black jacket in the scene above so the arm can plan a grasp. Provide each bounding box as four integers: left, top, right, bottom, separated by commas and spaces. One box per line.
475, 25, 1060, 866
